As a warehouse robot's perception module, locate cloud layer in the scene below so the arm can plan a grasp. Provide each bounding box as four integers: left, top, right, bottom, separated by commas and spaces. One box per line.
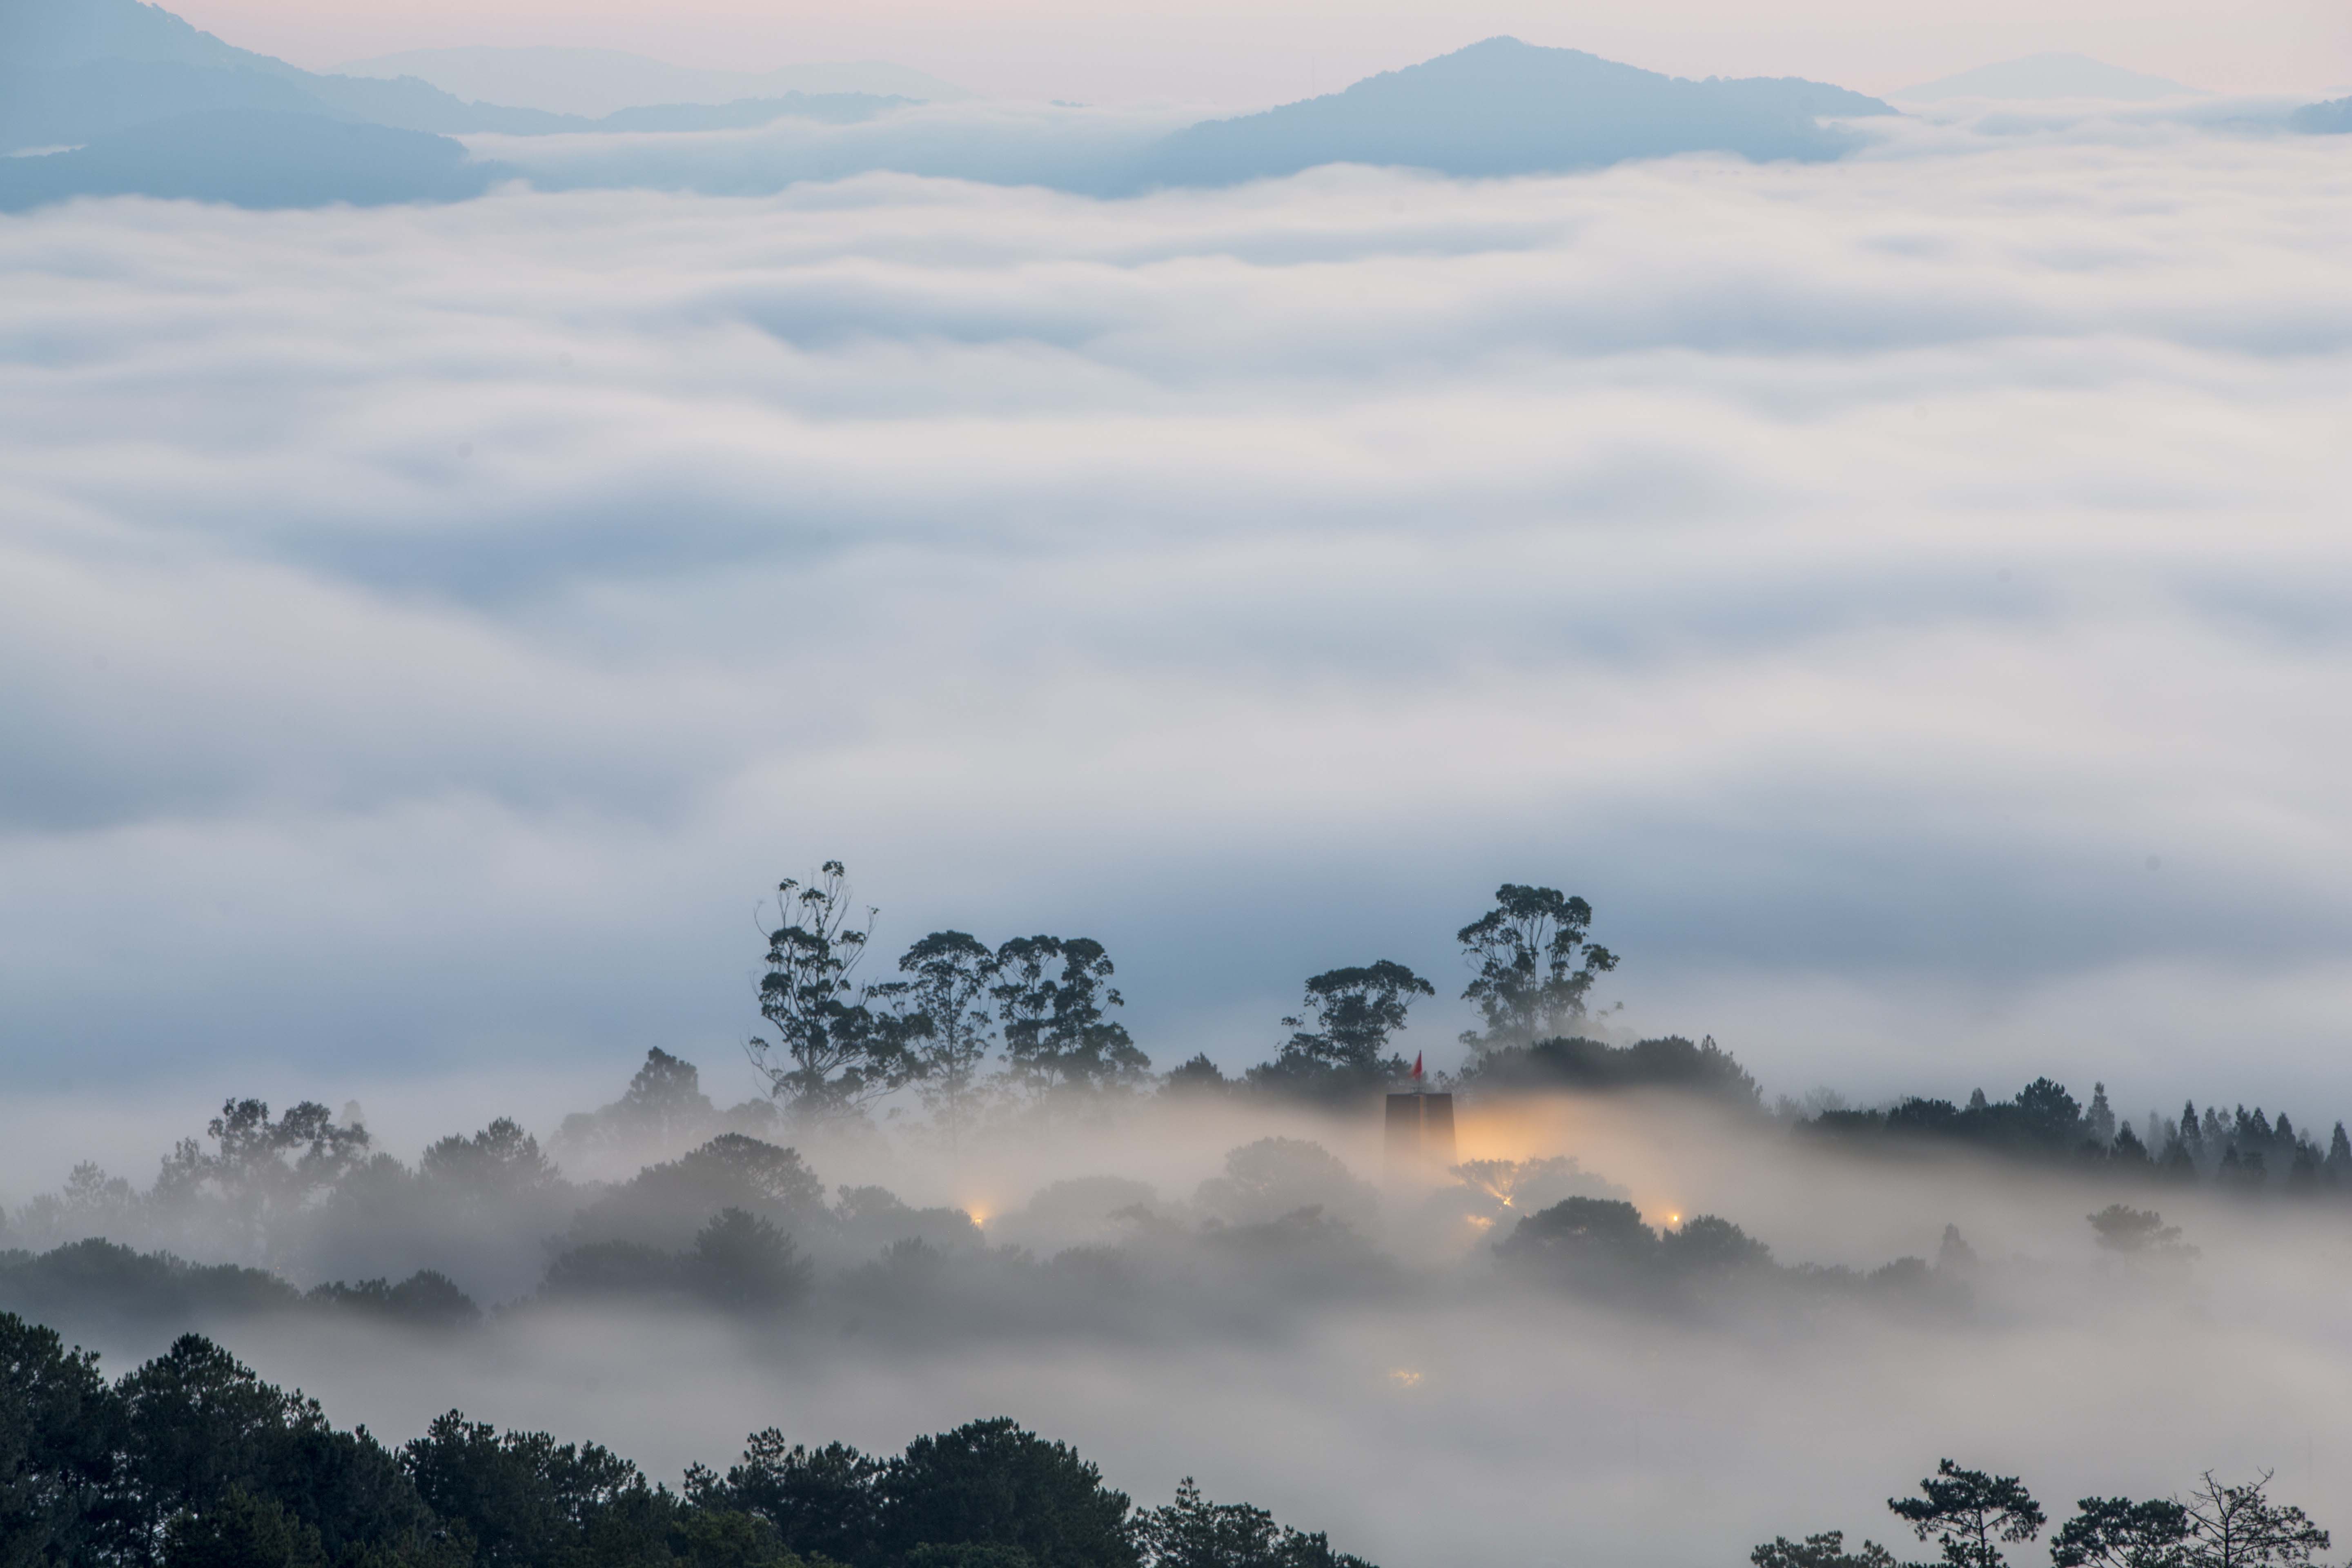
4, 120, 2352, 1142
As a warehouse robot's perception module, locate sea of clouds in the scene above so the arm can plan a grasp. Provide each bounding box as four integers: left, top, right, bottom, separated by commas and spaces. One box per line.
3, 109, 2351, 1178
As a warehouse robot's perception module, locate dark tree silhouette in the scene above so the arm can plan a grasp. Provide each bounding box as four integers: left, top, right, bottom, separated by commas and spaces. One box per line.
2051, 1495, 2190, 1568
875, 1419, 1138, 1568
896, 931, 1003, 1148
1250, 962, 1434, 1100
1284, 963, 1432, 1073
990, 937, 1148, 1094
420, 1119, 557, 1206
2087, 1206, 2192, 1258
1136, 1477, 1376, 1567
749, 863, 917, 1118
690, 1432, 884, 1566
1454, 885, 1616, 1051
1, 1317, 1377, 1568
150, 1100, 370, 1255
1751, 1534, 1900, 1568
1889, 1461, 2046, 1568
2178, 1471, 2329, 1568
686, 1209, 811, 1311
0, 1314, 122, 1567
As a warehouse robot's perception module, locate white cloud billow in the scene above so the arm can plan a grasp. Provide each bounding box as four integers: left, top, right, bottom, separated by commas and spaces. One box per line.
1, 118, 2350, 1120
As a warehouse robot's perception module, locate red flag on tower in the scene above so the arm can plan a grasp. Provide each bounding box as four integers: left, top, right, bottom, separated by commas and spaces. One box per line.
1411, 1053, 1423, 1082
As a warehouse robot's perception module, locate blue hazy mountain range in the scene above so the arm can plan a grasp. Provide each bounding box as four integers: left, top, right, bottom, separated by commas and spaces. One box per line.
0, 109, 510, 209
10, 0, 2336, 213
497, 36, 1904, 202
2290, 97, 2352, 134
1893, 52, 2204, 101
332, 45, 971, 118
0, 0, 907, 149
1128, 38, 1895, 186
0, 9, 1908, 210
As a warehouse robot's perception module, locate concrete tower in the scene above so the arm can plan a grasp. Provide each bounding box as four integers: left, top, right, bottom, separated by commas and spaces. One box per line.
1385, 1089, 1456, 1174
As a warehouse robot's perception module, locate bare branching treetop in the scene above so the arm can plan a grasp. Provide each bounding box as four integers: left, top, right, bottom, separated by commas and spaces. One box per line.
2179, 1471, 2330, 1568
746, 861, 916, 1120
1455, 883, 1618, 1052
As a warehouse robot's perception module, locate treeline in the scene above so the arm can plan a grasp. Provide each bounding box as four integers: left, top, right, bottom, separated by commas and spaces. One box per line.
0, 1238, 482, 1332
1492, 1195, 1962, 1313
0, 1057, 994, 1302
745, 866, 1751, 1118
0, 1312, 1376, 1568
1796, 1080, 2352, 1198
0, 1082, 1479, 1331
1756, 1456, 2328, 1568
0, 1073, 2232, 1345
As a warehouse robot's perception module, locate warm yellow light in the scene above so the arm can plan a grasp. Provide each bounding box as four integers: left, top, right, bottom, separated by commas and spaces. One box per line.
1387, 1369, 1423, 1388
1466, 1214, 1495, 1230
1665, 1212, 1682, 1227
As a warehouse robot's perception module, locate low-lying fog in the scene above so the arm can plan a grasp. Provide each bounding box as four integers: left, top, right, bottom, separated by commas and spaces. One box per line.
7, 1071, 2345, 1567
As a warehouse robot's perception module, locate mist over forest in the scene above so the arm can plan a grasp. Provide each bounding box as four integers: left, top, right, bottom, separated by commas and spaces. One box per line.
6, 875, 2350, 1566
7, 0, 2352, 1557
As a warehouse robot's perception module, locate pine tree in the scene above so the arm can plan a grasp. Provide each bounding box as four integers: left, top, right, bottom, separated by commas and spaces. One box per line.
2201, 1105, 2227, 1163
2085, 1084, 2116, 1148
2162, 1133, 2198, 1182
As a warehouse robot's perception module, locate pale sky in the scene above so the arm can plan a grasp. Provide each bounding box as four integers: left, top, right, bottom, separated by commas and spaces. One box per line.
164, 0, 2352, 104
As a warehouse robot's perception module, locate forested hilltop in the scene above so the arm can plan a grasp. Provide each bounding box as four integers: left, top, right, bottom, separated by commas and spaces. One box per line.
6, 870, 2349, 1567
4, 869, 2349, 1342
0, 1313, 1375, 1568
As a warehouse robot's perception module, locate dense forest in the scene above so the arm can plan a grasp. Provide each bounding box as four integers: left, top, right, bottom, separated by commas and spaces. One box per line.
554, 864, 2352, 1167
1792, 1084, 2352, 1194
3, 869, 2348, 1334
0, 1313, 1374, 1568
729, 863, 2352, 1202
5, 867, 2348, 1566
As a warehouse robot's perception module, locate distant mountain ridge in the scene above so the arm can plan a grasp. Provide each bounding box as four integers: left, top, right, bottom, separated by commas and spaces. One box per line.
1894, 53, 2204, 102
0, 0, 302, 79
0, 0, 909, 152
0, 108, 507, 209
333, 45, 971, 118
0, 5, 1906, 210
1127, 37, 1895, 189
2289, 97, 2352, 134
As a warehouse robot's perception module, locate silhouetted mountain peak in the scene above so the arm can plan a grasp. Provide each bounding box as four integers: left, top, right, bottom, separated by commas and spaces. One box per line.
0, 0, 301, 79
1895, 52, 2204, 102
1129, 37, 1895, 189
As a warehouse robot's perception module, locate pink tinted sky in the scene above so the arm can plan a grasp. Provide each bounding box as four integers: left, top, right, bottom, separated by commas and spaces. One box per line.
163, 0, 2352, 104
